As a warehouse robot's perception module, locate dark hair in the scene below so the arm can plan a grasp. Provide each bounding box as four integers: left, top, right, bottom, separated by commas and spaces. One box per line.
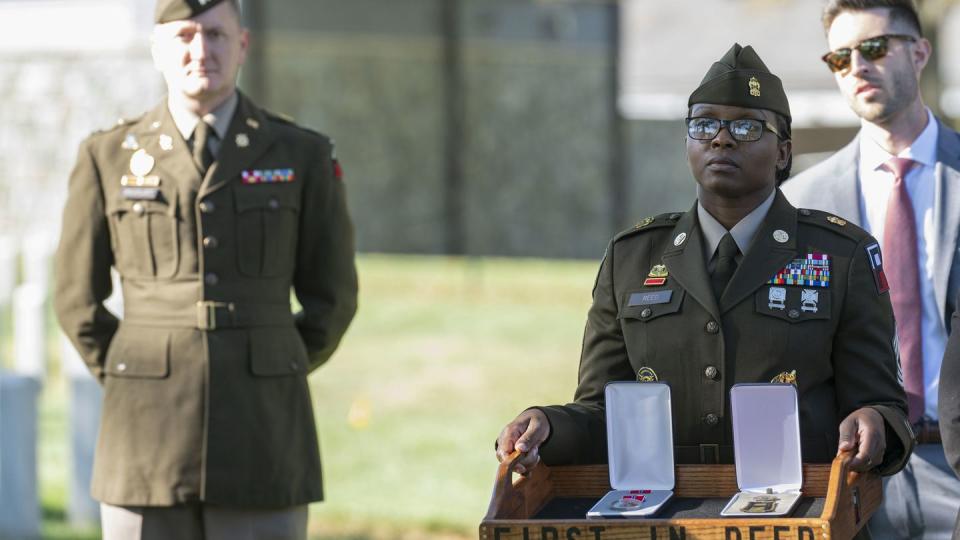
774, 111, 792, 184
822, 0, 922, 36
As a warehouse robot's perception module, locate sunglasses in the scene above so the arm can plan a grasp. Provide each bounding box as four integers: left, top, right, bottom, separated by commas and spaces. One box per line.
821, 34, 916, 73
686, 117, 781, 142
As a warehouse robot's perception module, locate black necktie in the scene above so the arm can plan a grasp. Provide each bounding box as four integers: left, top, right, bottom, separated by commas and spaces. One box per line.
192, 121, 215, 174
711, 233, 739, 301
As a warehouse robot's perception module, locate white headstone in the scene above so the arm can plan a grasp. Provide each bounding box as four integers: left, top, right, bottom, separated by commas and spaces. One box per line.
13, 283, 46, 378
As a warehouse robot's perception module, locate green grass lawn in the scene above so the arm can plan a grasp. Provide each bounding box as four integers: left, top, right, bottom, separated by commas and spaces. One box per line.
34, 254, 599, 539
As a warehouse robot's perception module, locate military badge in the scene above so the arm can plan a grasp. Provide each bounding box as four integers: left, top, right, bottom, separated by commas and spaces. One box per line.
159, 134, 174, 151
800, 289, 819, 313
121, 134, 139, 150
235, 133, 250, 148
637, 367, 658, 382
129, 149, 155, 177
241, 168, 296, 184
673, 232, 687, 246
770, 370, 797, 386
246, 118, 260, 129
643, 264, 668, 286
826, 215, 847, 227
749, 76, 761, 97
772, 229, 789, 243
635, 216, 654, 229
768, 252, 830, 287
768, 287, 786, 310
865, 242, 889, 294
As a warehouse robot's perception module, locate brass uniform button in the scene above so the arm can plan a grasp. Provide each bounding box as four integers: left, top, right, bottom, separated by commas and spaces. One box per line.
799, 208, 812, 216
203, 236, 218, 249
199, 201, 215, 214
788, 309, 800, 319
704, 413, 719, 426
117, 363, 127, 372
641, 308, 652, 318
132, 202, 145, 216
704, 366, 719, 380
268, 198, 280, 210
705, 321, 719, 334
204, 273, 219, 286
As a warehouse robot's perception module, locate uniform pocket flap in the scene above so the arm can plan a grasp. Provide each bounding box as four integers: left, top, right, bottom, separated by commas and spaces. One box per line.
104, 328, 170, 378
249, 327, 309, 377
107, 192, 176, 216
619, 289, 685, 321
234, 185, 301, 213
756, 285, 831, 323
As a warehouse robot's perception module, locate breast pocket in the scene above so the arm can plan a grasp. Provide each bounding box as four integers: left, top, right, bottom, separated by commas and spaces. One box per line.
618, 288, 688, 381
754, 285, 833, 362
106, 191, 180, 279
234, 186, 301, 278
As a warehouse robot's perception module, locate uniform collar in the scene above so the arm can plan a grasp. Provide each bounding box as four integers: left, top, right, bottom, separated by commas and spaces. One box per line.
697, 188, 776, 262
168, 91, 239, 141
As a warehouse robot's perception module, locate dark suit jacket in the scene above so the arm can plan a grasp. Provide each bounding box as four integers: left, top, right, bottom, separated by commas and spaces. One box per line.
54, 92, 358, 507
538, 191, 914, 476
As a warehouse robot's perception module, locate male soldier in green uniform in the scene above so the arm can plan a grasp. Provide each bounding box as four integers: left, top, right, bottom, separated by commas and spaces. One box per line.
497, 44, 914, 494
53, 0, 357, 537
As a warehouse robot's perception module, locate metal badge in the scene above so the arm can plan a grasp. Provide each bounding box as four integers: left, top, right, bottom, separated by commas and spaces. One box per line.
673, 232, 687, 246
637, 367, 658, 382
246, 118, 260, 130
770, 370, 798, 386
648, 264, 668, 278
749, 76, 761, 97
159, 134, 174, 151
636, 216, 654, 229
800, 288, 819, 313
742, 495, 779, 513
120, 175, 161, 187
826, 215, 847, 226
235, 133, 250, 148
129, 149, 155, 177
768, 287, 786, 310
150, 121, 162, 129
773, 229, 789, 243
121, 134, 139, 150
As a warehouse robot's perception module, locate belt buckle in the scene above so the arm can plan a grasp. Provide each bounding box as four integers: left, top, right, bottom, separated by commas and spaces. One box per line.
196, 301, 235, 330
700, 443, 720, 465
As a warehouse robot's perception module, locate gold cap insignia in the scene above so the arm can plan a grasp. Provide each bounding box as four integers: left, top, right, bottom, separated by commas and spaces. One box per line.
749, 77, 761, 97
636, 217, 654, 229
771, 370, 797, 386
129, 149, 155, 177
648, 264, 669, 278
637, 367, 659, 382
826, 215, 847, 226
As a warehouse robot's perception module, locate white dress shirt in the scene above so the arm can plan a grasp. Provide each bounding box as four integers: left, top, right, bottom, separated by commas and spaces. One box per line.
858, 109, 944, 420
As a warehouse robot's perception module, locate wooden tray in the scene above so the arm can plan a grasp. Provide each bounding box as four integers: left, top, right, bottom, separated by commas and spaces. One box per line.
480, 451, 880, 540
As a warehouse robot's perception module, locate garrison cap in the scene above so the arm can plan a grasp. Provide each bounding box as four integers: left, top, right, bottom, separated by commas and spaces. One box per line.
688, 43, 791, 121
155, 0, 228, 23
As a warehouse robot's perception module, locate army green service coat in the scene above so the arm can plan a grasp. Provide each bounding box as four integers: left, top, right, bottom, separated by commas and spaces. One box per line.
54, 93, 358, 507
538, 191, 914, 476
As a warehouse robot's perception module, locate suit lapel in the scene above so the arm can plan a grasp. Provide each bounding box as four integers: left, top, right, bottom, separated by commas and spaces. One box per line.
719, 191, 798, 314
830, 136, 864, 225
199, 93, 276, 200
932, 122, 960, 325
130, 103, 203, 190
661, 204, 721, 321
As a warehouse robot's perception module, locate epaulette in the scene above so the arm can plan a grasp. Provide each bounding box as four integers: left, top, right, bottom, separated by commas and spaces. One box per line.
796, 208, 870, 243
91, 113, 144, 136
263, 109, 327, 140
613, 212, 682, 243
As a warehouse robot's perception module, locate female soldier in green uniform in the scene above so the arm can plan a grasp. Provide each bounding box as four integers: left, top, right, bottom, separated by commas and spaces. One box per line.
496, 44, 914, 479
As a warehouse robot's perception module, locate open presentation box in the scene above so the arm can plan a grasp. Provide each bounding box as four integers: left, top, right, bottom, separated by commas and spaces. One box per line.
481, 450, 880, 539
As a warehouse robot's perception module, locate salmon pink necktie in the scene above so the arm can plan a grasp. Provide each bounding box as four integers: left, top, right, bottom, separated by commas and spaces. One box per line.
882, 157, 923, 423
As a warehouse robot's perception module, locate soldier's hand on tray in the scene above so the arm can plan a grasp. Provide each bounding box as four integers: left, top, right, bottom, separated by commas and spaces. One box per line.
837, 406, 886, 472
496, 408, 550, 475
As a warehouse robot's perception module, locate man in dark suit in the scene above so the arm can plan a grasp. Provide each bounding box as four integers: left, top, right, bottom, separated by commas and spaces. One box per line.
781, 1, 960, 537
54, 0, 358, 537
496, 44, 914, 516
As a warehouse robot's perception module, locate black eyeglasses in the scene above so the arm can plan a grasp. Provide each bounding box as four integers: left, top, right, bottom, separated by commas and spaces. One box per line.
821, 34, 916, 73
685, 117, 781, 142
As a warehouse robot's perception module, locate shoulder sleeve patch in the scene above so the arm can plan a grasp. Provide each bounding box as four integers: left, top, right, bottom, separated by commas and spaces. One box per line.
864, 242, 890, 294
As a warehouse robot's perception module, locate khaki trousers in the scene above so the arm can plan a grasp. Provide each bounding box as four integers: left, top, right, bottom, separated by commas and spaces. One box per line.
100, 503, 308, 540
